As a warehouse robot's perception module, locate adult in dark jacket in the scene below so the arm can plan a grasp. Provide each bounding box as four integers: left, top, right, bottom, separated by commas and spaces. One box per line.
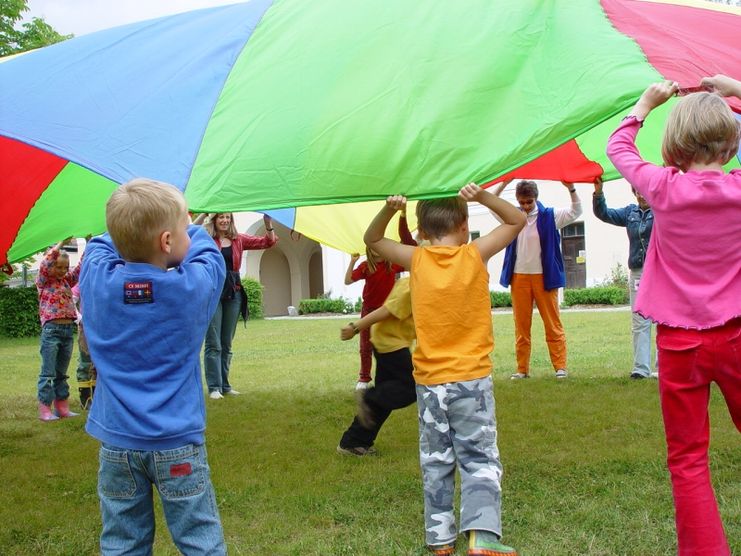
592, 178, 656, 379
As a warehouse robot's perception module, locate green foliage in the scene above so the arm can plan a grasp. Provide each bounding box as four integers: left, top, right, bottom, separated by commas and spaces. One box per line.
0, 0, 71, 57
563, 286, 629, 306
601, 261, 629, 289
490, 290, 512, 308
242, 277, 264, 320
298, 297, 355, 315
0, 286, 39, 337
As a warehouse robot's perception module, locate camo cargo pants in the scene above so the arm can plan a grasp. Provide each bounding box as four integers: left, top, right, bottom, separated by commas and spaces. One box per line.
416, 375, 503, 546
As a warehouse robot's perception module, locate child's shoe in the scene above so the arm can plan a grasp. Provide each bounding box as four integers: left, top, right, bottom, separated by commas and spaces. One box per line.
355, 380, 370, 391
53, 399, 79, 418
468, 530, 517, 556
79, 387, 93, 410
427, 542, 456, 555
38, 402, 59, 422
336, 444, 377, 457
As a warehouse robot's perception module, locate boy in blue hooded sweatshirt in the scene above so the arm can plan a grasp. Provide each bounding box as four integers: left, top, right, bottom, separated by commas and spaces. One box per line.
79, 178, 227, 555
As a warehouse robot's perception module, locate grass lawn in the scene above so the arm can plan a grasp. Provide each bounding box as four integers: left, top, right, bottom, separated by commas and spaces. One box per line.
0, 311, 738, 555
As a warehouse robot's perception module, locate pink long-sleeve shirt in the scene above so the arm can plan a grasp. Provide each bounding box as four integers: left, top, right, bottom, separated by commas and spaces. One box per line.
606, 116, 741, 329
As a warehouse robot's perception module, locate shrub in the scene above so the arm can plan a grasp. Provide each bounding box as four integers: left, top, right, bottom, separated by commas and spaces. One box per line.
242, 277, 264, 320
490, 291, 512, 308
298, 297, 355, 315
0, 286, 40, 337
563, 286, 628, 306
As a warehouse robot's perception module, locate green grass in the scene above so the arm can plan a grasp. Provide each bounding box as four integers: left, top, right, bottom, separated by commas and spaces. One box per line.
0, 311, 738, 555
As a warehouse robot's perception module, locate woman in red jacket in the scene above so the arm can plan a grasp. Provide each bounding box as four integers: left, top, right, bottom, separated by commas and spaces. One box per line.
202, 212, 277, 399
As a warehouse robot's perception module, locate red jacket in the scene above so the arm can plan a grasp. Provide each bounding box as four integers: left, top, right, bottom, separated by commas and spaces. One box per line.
214, 232, 277, 272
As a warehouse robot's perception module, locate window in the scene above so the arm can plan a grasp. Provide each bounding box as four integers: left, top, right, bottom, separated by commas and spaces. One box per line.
561, 222, 584, 237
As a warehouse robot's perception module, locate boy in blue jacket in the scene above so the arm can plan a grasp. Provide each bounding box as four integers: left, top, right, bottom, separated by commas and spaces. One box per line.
80, 178, 227, 555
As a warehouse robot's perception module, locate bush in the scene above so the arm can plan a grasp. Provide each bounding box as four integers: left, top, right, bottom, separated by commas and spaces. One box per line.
298, 297, 355, 315
490, 291, 512, 308
563, 286, 628, 306
0, 286, 40, 337
242, 277, 264, 320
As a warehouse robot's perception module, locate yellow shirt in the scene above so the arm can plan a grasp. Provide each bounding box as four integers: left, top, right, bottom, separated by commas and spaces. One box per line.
370, 277, 415, 353
410, 244, 493, 385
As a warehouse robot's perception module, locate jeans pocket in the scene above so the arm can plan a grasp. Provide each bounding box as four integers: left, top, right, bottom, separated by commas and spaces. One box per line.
657, 329, 702, 382
155, 445, 207, 500
99, 446, 137, 498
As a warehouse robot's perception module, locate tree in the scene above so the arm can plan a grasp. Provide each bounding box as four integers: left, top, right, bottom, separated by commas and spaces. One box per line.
0, 0, 71, 57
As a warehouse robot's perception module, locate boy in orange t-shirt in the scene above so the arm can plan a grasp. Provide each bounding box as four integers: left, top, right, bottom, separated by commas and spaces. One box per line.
364, 183, 525, 556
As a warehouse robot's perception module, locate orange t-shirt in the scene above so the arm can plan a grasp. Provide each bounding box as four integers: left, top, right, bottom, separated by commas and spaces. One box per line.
410, 243, 493, 385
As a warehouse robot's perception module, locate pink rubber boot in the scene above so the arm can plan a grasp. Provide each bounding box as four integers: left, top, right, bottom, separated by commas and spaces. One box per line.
38, 402, 59, 422
53, 399, 79, 418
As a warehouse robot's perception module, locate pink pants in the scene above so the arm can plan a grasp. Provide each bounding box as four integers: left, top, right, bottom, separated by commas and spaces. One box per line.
657, 318, 741, 556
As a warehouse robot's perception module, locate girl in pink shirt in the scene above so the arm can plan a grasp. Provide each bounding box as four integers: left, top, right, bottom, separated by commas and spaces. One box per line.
607, 75, 741, 556
35, 239, 82, 421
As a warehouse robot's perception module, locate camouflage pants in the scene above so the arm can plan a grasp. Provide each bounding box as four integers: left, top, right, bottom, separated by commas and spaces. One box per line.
417, 375, 503, 546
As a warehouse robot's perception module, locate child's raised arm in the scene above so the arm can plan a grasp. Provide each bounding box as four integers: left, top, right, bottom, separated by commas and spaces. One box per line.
364, 196, 414, 269
700, 74, 741, 99
629, 80, 678, 120
460, 183, 525, 262
344, 253, 360, 285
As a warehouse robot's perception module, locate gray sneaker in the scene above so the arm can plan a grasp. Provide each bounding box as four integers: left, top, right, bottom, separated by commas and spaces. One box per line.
555, 369, 568, 379
336, 444, 377, 457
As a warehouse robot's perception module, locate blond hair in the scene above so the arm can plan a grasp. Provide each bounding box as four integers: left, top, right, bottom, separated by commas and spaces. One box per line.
204, 213, 238, 240
416, 196, 468, 240
365, 246, 392, 274
662, 92, 740, 171
106, 178, 187, 262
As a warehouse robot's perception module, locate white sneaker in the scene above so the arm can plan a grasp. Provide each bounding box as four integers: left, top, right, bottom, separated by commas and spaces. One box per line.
510, 373, 529, 380
355, 381, 370, 391
555, 369, 568, 379
225, 389, 240, 396
209, 391, 224, 400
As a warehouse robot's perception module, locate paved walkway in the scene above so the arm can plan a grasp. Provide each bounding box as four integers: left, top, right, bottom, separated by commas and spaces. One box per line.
267, 305, 632, 320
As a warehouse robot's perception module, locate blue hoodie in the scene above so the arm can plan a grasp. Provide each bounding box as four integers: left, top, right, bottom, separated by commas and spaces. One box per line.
80, 225, 225, 450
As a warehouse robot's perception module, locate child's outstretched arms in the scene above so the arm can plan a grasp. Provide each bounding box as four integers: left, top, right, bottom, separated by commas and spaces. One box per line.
364, 196, 414, 269
701, 74, 741, 99
629, 80, 678, 120
340, 305, 392, 341
461, 183, 525, 262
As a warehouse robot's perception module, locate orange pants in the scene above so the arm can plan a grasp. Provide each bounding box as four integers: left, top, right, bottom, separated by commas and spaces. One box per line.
510, 273, 566, 374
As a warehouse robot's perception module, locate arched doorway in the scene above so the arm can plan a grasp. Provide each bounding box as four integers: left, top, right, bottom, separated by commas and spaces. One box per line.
260, 249, 292, 316
309, 250, 324, 299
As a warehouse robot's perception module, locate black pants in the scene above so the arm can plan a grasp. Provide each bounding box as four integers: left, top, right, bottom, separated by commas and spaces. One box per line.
340, 347, 416, 448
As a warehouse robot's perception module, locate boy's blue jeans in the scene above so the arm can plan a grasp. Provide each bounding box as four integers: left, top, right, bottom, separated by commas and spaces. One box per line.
98, 443, 225, 555
37, 321, 75, 405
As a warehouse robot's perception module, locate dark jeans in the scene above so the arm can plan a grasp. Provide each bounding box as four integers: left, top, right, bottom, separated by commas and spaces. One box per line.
37, 322, 75, 405
340, 347, 416, 448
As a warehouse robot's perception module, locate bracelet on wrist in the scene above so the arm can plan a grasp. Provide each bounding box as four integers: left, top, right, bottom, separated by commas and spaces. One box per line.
266, 227, 274, 232
349, 322, 359, 334
568, 188, 576, 194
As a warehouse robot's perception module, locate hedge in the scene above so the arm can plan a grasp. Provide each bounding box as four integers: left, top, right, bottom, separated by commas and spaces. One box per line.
242, 277, 264, 320
0, 286, 40, 337
298, 297, 357, 315
563, 286, 628, 306
490, 291, 512, 308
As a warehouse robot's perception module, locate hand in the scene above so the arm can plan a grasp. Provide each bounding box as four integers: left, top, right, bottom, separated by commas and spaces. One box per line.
700, 74, 741, 98
561, 180, 574, 190
340, 324, 356, 341
638, 80, 678, 111
386, 195, 407, 212
350, 253, 360, 263
593, 176, 604, 195
262, 214, 272, 226
458, 182, 483, 202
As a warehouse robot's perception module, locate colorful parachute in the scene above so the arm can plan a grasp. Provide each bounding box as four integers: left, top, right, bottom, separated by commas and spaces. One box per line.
1, 0, 740, 262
